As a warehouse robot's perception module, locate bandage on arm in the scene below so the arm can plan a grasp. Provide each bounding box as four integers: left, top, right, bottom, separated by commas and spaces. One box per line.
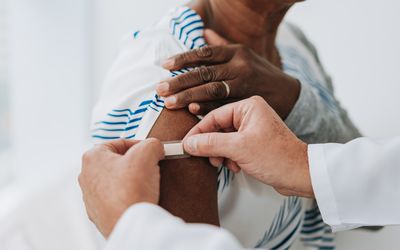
148, 109, 220, 226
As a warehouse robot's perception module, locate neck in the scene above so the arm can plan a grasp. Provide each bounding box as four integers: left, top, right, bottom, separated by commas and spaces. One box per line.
190, 0, 291, 60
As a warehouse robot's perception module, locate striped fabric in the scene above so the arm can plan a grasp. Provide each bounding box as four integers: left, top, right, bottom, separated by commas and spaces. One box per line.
92, 94, 164, 141
300, 204, 335, 250
92, 6, 336, 250
255, 197, 303, 249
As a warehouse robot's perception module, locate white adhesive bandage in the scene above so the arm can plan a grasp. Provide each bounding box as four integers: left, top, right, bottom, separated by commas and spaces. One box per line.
162, 141, 190, 160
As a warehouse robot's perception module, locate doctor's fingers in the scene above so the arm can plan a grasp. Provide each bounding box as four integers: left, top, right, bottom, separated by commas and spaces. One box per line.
81, 140, 140, 175
185, 97, 260, 138
162, 45, 237, 71
184, 102, 238, 139
183, 132, 242, 160
157, 64, 233, 96
209, 157, 241, 173
125, 138, 165, 164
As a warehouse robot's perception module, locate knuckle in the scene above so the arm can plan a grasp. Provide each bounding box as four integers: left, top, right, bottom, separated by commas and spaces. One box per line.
82, 151, 92, 165
229, 56, 247, 72
179, 72, 196, 88
233, 59, 247, 71
145, 138, 162, 148
175, 52, 189, 66
206, 134, 218, 149
197, 66, 215, 83
207, 82, 226, 98
250, 96, 265, 106
171, 76, 184, 91
195, 46, 213, 58
179, 90, 193, 104
251, 95, 264, 102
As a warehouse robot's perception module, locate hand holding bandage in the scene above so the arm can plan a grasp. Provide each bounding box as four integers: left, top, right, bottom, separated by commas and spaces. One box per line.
183, 96, 314, 198
79, 139, 164, 238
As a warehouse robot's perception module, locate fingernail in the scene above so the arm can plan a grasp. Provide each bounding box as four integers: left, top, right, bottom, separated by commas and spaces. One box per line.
156, 82, 169, 95
164, 96, 177, 107
184, 137, 197, 153
189, 103, 200, 113
162, 58, 174, 69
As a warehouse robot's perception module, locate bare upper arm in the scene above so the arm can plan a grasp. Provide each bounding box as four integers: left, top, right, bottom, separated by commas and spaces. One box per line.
148, 108, 220, 226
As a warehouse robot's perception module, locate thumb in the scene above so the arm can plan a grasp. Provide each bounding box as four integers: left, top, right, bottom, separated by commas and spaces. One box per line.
204, 29, 229, 46
125, 138, 165, 163
183, 132, 240, 159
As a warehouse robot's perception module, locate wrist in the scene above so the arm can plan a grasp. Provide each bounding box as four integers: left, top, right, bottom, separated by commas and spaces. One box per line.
277, 140, 314, 198
296, 141, 314, 198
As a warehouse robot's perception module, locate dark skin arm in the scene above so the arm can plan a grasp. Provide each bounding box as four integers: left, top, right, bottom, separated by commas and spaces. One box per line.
148, 108, 220, 225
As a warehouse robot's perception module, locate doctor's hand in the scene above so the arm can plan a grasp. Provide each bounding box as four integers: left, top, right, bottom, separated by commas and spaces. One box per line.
79, 138, 164, 238
157, 29, 300, 119
183, 96, 314, 198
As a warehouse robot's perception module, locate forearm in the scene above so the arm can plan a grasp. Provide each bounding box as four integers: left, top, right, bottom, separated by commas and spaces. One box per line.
148, 109, 219, 225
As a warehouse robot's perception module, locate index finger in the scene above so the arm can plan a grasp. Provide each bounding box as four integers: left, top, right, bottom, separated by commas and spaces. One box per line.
162, 45, 236, 71
184, 102, 237, 139
126, 138, 165, 163
185, 98, 256, 138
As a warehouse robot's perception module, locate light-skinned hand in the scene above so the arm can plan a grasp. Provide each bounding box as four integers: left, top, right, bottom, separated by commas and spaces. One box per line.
79, 138, 164, 238
183, 96, 313, 198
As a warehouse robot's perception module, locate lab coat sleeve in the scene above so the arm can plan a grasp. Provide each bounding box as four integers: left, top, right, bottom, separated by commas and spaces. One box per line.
105, 203, 243, 250
308, 137, 400, 232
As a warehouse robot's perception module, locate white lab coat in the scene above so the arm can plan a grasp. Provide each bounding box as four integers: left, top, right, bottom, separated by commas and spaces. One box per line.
309, 136, 400, 232
105, 136, 400, 250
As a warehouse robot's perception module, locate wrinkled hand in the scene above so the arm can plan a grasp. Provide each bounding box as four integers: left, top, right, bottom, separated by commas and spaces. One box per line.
157, 29, 300, 119
79, 138, 164, 238
183, 96, 313, 198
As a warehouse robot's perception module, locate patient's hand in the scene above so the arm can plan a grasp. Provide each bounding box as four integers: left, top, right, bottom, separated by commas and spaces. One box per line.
157, 29, 300, 120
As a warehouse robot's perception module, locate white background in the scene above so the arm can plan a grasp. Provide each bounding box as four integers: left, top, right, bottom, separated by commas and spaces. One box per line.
1, 0, 399, 249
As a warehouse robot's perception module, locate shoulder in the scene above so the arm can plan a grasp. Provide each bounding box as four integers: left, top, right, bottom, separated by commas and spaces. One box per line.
114, 16, 182, 66
278, 22, 333, 91
105, 6, 206, 81
118, 6, 206, 58
91, 6, 206, 142
278, 22, 321, 66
